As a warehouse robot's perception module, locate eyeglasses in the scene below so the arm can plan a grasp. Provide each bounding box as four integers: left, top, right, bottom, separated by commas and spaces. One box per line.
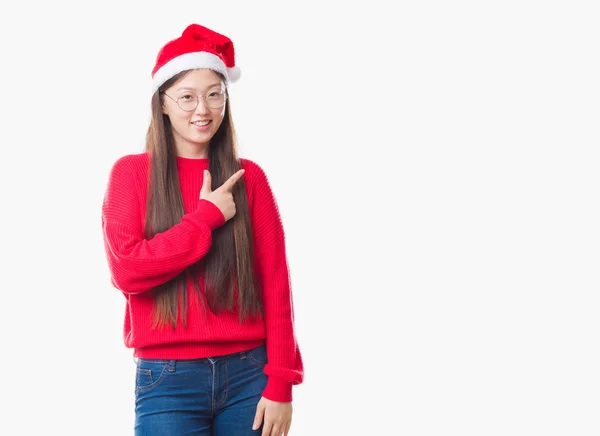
163, 89, 227, 111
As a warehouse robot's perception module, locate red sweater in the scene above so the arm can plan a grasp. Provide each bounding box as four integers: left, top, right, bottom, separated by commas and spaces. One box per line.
101, 152, 303, 402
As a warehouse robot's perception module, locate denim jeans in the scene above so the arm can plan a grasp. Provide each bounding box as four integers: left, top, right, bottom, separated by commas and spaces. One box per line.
134, 344, 268, 435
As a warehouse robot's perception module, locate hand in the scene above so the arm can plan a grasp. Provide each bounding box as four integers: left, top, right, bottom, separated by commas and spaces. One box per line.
199, 169, 245, 221
253, 397, 293, 436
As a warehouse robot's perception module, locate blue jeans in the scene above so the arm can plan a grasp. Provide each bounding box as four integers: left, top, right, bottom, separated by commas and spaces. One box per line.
134, 344, 268, 435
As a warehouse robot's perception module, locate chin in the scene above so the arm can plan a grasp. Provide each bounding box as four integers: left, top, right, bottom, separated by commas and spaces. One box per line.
187, 135, 212, 146
194, 135, 213, 144
186, 130, 211, 141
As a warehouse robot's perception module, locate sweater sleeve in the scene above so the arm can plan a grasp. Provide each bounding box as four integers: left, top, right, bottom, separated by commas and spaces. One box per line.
101, 156, 226, 294
250, 163, 304, 402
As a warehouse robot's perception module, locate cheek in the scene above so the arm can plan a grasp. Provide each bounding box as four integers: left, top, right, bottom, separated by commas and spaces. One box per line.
213, 118, 224, 131
171, 113, 191, 129
212, 112, 225, 130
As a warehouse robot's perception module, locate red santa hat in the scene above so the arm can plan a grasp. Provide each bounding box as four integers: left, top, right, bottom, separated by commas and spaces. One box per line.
151, 24, 241, 93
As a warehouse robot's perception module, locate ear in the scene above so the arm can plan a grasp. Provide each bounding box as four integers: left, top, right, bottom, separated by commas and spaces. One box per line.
161, 101, 168, 115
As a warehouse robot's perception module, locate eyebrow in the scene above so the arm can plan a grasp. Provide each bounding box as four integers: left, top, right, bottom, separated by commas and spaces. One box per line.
176, 84, 222, 92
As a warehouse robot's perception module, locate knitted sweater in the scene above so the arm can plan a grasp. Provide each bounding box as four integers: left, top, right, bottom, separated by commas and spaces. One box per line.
101, 152, 303, 402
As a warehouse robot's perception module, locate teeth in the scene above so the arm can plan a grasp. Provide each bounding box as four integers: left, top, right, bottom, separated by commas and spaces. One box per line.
193, 120, 210, 126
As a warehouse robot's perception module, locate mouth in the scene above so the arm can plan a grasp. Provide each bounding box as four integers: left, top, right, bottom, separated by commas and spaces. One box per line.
192, 120, 211, 126
191, 120, 211, 131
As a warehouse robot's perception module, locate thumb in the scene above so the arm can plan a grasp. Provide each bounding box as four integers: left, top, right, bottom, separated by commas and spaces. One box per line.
200, 170, 212, 197
252, 401, 265, 431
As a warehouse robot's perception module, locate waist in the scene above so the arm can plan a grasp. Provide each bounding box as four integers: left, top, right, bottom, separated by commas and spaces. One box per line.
124, 292, 267, 358
134, 339, 265, 360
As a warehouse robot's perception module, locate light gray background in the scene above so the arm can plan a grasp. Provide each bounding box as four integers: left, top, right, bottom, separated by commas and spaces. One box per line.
0, 1, 598, 435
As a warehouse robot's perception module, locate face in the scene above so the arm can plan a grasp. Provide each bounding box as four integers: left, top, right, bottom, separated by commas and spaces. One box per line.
161, 69, 227, 152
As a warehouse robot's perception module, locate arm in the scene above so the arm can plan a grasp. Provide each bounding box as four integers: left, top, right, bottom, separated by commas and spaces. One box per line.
251, 163, 304, 402
101, 157, 225, 294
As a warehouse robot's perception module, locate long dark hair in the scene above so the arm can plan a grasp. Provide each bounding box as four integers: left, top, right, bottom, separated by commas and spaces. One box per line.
144, 70, 262, 329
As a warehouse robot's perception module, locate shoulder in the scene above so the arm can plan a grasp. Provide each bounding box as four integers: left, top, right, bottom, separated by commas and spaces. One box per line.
239, 158, 281, 212
239, 157, 266, 176
239, 159, 283, 221
108, 152, 149, 178
105, 153, 149, 198
112, 151, 149, 169
239, 158, 271, 187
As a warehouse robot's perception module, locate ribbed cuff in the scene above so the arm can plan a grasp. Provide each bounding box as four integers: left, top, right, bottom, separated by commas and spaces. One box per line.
262, 377, 293, 403
194, 199, 226, 230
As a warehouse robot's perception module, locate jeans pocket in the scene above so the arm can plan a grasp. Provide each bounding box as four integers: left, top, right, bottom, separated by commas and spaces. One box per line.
135, 359, 169, 392
247, 344, 268, 366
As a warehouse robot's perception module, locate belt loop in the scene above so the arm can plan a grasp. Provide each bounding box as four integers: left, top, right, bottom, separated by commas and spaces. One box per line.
168, 360, 176, 372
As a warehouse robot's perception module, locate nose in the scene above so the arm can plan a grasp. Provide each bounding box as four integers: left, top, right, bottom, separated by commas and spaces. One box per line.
194, 96, 210, 115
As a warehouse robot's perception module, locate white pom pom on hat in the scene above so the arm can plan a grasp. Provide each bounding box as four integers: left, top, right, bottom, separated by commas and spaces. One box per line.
151, 24, 241, 93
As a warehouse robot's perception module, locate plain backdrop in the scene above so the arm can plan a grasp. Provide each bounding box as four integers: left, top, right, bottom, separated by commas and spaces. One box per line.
0, 1, 599, 435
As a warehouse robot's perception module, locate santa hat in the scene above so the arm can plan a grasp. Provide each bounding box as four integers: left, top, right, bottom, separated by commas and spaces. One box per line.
151, 24, 241, 93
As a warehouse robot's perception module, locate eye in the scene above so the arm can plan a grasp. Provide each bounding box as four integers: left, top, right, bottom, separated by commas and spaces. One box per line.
180, 94, 195, 100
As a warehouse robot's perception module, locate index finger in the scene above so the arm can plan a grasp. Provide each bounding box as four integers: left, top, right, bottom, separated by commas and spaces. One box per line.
221, 169, 245, 191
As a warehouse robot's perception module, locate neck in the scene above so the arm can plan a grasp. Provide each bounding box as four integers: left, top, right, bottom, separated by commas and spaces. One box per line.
175, 139, 209, 158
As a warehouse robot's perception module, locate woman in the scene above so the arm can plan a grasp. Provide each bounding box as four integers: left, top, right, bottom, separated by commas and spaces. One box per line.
101, 23, 303, 436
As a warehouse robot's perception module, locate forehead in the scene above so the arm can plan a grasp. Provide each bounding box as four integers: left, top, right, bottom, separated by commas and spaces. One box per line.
171, 69, 224, 92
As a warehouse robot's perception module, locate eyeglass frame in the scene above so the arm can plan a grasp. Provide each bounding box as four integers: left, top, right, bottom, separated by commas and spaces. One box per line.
162, 89, 228, 112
